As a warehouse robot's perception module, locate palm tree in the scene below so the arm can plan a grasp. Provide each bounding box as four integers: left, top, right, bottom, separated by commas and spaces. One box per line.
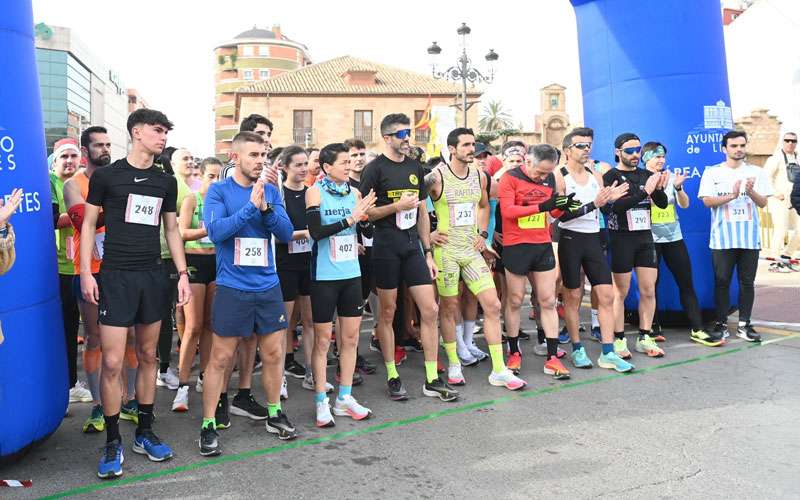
479, 100, 514, 133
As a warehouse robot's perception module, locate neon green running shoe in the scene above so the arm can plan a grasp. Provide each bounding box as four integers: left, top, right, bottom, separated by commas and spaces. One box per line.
83, 404, 105, 433
613, 337, 632, 360
120, 399, 139, 425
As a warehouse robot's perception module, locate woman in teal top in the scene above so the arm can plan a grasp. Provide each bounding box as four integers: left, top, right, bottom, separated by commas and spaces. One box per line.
305, 143, 376, 428
173, 157, 222, 412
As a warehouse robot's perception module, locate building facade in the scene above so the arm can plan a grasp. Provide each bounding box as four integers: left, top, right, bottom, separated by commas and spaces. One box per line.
34, 23, 130, 158
214, 25, 311, 157
501, 84, 571, 148
232, 55, 480, 153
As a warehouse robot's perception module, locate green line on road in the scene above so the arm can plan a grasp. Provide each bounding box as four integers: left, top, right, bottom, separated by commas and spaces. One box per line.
40, 334, 796, 499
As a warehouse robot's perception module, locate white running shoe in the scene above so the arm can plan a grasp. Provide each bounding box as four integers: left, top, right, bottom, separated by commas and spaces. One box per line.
280, 376, 288, 400
447, 365, 466, 386
316, 398, 335, 427
488, 369, 527, 391
302, 372, 333, 393
333, 395, 372, 420
533, 342, 565, 358
172, 386, 189, 412
69, 381, 93, 403
156, 367, 179, 390
467, 343, 488, 361
195, 376, 203, 393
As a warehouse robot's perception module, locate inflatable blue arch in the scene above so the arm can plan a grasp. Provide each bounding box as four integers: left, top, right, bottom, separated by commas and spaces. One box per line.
0, 0, 732, 461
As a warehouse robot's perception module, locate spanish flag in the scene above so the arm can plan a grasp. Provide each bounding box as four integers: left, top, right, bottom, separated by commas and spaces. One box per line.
414, 94, 432, 131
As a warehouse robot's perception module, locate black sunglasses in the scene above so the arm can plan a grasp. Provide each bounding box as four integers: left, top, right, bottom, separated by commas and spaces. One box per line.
570, 142, 592, 150
386, 129, 412, 139
784, 139, 797, 144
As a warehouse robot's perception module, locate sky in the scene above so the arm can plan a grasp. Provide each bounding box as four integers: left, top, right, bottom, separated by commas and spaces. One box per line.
31, 0, 584, 157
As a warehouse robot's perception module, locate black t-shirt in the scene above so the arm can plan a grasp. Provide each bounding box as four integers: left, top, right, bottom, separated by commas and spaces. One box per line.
602, 167, 667, 232
358, 154, 427, 234
86, 158, 177, 270
276, 184, 310, 270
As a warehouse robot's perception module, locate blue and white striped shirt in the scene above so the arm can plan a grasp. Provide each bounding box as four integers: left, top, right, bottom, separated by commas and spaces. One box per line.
698, 163, 773, 250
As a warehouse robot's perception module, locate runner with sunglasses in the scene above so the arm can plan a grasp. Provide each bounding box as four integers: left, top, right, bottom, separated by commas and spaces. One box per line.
602, 133, 669, 360
359, 113, 458, 402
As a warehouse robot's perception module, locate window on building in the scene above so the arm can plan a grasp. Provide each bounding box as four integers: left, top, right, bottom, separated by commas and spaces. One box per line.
242, 45, 254, 57
414, 110, 430, 143
259, 69, 270, 79
354, 110, 373, 143
257, 45, 268, 56
293, 110, 313, 145
243, 70, 253, 80
549, 94, 559, 110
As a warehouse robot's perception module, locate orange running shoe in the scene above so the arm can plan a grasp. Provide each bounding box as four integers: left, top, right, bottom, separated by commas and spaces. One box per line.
394, 346, 407, 366
543, 357, 571, 380
506, 352, 522, 374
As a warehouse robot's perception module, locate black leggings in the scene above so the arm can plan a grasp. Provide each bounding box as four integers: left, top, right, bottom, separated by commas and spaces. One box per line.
654, 240, 703, 330
158, 259, 178, 371
711, 249, 759, 324
60, 273, 80, 388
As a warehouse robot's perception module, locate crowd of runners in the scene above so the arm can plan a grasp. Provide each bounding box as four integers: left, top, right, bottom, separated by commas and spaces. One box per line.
47, 108, 775, 478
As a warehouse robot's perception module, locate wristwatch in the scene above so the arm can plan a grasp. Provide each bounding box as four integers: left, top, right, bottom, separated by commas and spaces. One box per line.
261, 203, 273, 214
675, 185, 683, 192
423, 247, 432, 255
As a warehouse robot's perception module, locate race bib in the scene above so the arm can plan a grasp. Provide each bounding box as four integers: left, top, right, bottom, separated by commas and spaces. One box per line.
450, 202, 475, 227
289, 237, 311, 254
234, 237, 268, 267
362, 235, 373, 248
518, 213, 545, 229
724, 198, 753, 222
93, 233, 105, 260
329, 234, 357, 262
396, 208, 417, 230
650, 204, 676, 225
626, 208, 651, 230
199, 221, 212, 244
125, 194, 162, 226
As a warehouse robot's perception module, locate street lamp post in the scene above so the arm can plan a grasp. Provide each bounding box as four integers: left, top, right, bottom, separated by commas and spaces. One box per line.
427, 22, 498, 128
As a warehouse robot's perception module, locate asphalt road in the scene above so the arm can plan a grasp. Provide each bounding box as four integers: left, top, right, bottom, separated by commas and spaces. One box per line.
3, 313, 799, 499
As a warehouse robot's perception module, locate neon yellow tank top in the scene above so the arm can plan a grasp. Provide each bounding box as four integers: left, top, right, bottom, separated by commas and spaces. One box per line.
432, 165, 482, 251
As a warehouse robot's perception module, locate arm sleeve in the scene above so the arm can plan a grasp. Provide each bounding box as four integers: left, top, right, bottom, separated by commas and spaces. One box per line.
306, 206, 350, 241
262, 185, 294, 243
357, 220, 374, 240
651, 188, 669, 209
203, 184, 259, 243
558, 202, 597, 222
497, 175, 553, 218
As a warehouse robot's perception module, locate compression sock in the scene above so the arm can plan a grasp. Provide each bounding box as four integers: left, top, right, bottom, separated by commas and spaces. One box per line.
424, 361, 438, 383
105, 413, 121, 443
385, 361, 399, 380
454, 323, 466, 351
591, 309, 599, 329
507, 336, 520, 355
337, 385, 351, 401
546, 337, 559, 360
572, 341, 583, 352
537, 328, 546, 344
602, 343, 614, 355
267, 402, 281, 418
444, 341, 460, 366
463, 320, 477, 347
202, 417, 216, 430
488, 344, 505, 374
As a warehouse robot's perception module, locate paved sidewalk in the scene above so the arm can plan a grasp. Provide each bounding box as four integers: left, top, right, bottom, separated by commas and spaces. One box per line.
752, 260, 799, 330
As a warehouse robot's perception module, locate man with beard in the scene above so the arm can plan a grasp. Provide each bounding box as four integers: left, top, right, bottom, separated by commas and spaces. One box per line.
602, 133, 669, 360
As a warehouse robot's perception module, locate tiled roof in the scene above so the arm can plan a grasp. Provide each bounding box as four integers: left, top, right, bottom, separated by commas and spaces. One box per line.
238, 55, 482, 96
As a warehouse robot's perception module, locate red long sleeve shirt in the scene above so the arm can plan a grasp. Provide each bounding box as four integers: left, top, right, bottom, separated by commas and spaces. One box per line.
498, 169, 562, 246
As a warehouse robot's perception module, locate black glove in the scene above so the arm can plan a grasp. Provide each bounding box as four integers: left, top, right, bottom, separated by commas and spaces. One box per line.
539, 193, 570, 212
565, 193, 582, 211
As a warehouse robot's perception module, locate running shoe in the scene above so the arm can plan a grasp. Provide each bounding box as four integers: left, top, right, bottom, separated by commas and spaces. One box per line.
613, 337, 632, 360
230, 394, 268, 420
335, 368, 364, 386
369, 335, 381, 353
403, 337, 423, 352
195, 374, 204, 393
458, 347, 480, 367
284, 359, 306, 379
156, 367, 179, 390
172, 386, 189, 412
97, 439, 124, 479
543, 357, 571, 380
736, 322, 761, 343
769, 262, 790, 273
690, 329, 725, 347
713, 322, 730, 340
488, 369, 527, 391
467, 343, 489, 361
533, 342, 566, 359
506, 352, 522, 374
265, 411, 298, 440
69, 381, 93, 403
120, 399, 139, 425
558, 326, 570, 344
387, 377, 408, 401
83, 404, 105, 433
280, 376, 288, 400
199, 427, 221, 457
215, 398, 231, 430
651, 323, 666, 342
356, 355, 377, 375
597, 351, 635, 372
570, 347, 593, 369
133, 430, 173, 462
253, 352, 263, 372
447, 365, 466, 386
315, 397, 335, 428
589, 326, 602, 342
394, 346, 407, 365
422, 377, 459, 402
333, 395, 372, 420
302, 372, 334, 392
326, 348, 338, 367
635, 335, 665, 358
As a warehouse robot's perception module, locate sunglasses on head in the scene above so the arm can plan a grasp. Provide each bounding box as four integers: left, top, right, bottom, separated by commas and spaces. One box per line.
620, 146, 642, 155
570, 142, 592, 150
784, 138, 797, 144
387, 129, 412, 140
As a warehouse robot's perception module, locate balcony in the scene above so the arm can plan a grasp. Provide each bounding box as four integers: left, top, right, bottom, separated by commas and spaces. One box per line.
354, 127, 373, 143
293, 128, 315, 146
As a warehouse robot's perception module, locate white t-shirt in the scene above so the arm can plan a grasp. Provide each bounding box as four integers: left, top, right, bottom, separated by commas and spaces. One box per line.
698, 162, 773, 250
